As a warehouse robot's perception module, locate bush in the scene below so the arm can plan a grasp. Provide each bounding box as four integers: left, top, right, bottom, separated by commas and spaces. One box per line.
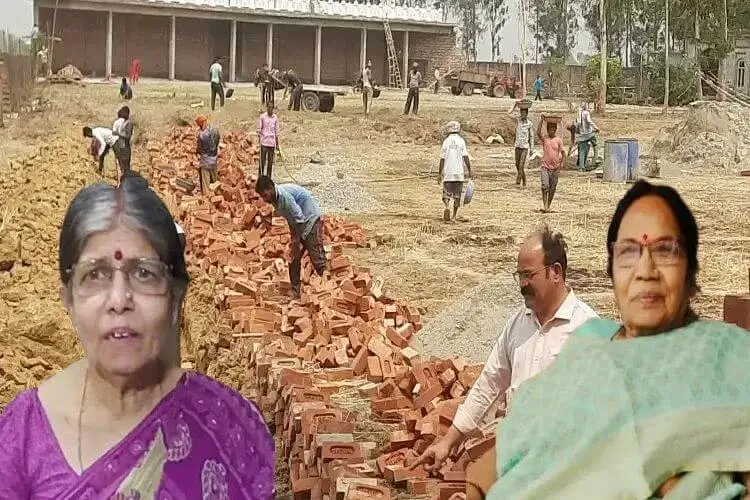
586, 54, 624, 104
646, 58, 699, 106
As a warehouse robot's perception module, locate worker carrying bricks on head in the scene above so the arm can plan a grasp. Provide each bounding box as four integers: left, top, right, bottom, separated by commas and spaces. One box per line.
537, 114, 566, 213
256, 176, 326, 299
410, 226, 598, 476
195, 115, 220, 193
438, 121, 472, 222
404, 61, 422, 115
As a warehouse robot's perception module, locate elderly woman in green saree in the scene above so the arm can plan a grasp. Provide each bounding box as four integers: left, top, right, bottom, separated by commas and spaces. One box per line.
479, 180, 750, 499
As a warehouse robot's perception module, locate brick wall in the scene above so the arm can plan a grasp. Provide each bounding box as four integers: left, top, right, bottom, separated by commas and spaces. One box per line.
113, 13, 170, 79
39, 8, 106, 76
273, 25, 315, 83
320, 27, 360, 85
366, 29, 387, 85
175, 17, 231, 81
410, 31, 463, 78
238, 22, 266, 82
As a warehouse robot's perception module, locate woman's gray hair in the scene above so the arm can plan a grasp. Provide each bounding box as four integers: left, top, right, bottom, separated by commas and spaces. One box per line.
59, 180, 189, 302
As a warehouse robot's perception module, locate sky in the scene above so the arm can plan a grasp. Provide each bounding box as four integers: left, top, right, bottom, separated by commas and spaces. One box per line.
2, 0, 34, 35
1, 0, 595, 61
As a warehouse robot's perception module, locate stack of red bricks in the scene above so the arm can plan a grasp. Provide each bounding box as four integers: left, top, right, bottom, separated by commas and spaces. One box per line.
146, 127, 488, 499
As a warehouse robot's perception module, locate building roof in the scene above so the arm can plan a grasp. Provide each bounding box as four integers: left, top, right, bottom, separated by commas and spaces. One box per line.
36, 0, 456, 31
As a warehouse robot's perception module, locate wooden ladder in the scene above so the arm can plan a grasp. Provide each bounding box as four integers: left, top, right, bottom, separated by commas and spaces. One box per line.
383, 19, 402, 89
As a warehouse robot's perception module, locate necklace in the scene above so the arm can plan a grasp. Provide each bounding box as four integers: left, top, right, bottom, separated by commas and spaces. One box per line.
77, 370, 89, 473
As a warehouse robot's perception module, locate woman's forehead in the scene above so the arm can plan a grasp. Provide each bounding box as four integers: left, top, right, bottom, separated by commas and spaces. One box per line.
618, 196, 680, 239
79, 226, 157, 260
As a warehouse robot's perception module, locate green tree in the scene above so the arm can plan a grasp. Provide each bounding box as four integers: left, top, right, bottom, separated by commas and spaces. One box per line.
530, 0, 579, 60
586, 54, 624, 102
483, 0, 509, 61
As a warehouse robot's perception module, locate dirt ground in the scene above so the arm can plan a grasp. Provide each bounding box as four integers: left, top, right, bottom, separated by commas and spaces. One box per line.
0, 81, 748, 409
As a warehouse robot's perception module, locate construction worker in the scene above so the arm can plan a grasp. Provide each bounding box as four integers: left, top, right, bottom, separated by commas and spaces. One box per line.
574, 102, 600, 171
119, 77, 133, 100
534, 75, 544, 101
362, 60, 373, 115
511, 103, 534, 186
112, 105, 134, 174
404, 62, 422, 115
256, 64, 275, 107
433, 67, 440, 94
257, 100, 280, 178
537, 115, 565, 213
411, 227, 598, 474
283, 69, 304, 111
255, 176, 326, 299
438, 121, 472, 222
195, 115, 220, 192
83, 125, 127, 176
209, 57, 225, 111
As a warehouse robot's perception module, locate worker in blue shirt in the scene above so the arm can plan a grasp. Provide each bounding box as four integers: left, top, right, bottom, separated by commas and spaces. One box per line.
256, 176, 326, 298
534, 75, 544, 101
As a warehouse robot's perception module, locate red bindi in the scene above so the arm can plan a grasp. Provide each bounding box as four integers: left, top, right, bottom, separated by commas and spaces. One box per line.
642, 233, 649, 244
114, 250, 123, 261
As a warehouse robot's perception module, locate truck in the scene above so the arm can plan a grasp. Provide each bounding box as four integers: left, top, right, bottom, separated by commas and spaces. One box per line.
445, 69, 522, 98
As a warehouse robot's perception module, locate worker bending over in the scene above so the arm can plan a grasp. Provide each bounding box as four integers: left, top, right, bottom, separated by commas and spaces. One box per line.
283, 69, 304, 111
83, 125, 127, 177
256, 176, 326, 299
195, 115, 220, 192
412, 227, 597, 473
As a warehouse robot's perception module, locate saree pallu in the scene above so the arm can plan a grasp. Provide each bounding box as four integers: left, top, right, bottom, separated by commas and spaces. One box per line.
487, 319, 750, 500
0, 372, 275, 499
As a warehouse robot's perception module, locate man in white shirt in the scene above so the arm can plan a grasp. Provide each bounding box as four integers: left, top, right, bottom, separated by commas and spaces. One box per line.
437, 121, 472, 222
412, 226, 598, 473
361, 60, 373, 115
513, 106, 534, 186
83, 126, 125, 175
433, 68, 440, 94
209, 57, 225, 111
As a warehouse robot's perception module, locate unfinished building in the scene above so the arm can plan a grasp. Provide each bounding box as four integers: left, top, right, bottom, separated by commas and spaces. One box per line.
35, 0, 462, 86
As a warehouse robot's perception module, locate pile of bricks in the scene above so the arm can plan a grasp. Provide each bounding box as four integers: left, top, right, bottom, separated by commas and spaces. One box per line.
146, 127, 488, 499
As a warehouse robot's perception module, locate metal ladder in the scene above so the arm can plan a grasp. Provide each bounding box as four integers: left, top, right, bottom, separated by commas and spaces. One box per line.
383, 19, 402, 89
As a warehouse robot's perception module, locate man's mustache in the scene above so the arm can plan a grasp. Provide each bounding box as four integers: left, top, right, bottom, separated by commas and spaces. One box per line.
521, 285, 534, 297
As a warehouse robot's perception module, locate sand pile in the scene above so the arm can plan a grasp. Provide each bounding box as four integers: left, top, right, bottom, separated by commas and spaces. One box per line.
0, 135, 97, 405
651, 101, 749, 171
56, 64, 83, 80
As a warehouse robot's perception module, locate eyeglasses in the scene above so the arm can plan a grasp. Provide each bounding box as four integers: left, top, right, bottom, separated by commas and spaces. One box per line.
610, 238, 684, 268
67, 258, 173, 297
512, 264, 551, 284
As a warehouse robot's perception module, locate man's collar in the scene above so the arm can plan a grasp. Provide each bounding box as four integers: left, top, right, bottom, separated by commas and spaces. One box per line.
524, 287, 577, 321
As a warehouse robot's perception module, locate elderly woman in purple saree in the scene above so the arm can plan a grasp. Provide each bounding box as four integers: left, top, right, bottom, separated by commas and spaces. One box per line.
0, 178, 274, 499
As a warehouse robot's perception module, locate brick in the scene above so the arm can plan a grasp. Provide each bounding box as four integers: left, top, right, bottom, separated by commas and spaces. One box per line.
383, 464, 429, 483
345, 484, 392, 500
465, 434, 496, 460
724, 294, 750, 330
367, 356, 383, 382
371, 396, 412, 413
389, 430, 416, 451
352, 347, 368, 375
407, 478, 435, 495
321, 442, 364, 463
385, 327, 409, 349
375, 448, 417, 474
438, 483, 466, 500
413, 382, 444, 409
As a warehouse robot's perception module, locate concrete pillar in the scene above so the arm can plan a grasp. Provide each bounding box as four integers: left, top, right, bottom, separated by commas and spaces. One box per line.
266, 23, 273, 67
169, 16, 176, 80
360, 28, 367, 70
229, 20, 237, 83
314, 25, 322, 84
105, 11, 113, 80
33, 1, 40, 25
402, 30, 409, 87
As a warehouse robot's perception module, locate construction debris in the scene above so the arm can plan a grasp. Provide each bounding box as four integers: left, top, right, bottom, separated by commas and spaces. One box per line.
651, 101, 750, 172
145, 126, 484, 497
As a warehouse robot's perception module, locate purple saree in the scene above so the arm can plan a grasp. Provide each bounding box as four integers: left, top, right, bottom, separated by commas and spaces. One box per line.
0, 372, 275, 500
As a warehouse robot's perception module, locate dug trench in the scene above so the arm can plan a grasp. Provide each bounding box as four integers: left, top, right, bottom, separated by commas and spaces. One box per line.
144, 125, 489, 498
0, 122, 491, 499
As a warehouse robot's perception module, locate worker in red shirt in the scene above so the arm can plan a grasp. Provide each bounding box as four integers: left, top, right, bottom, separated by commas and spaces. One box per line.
129, 59, 142, 85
